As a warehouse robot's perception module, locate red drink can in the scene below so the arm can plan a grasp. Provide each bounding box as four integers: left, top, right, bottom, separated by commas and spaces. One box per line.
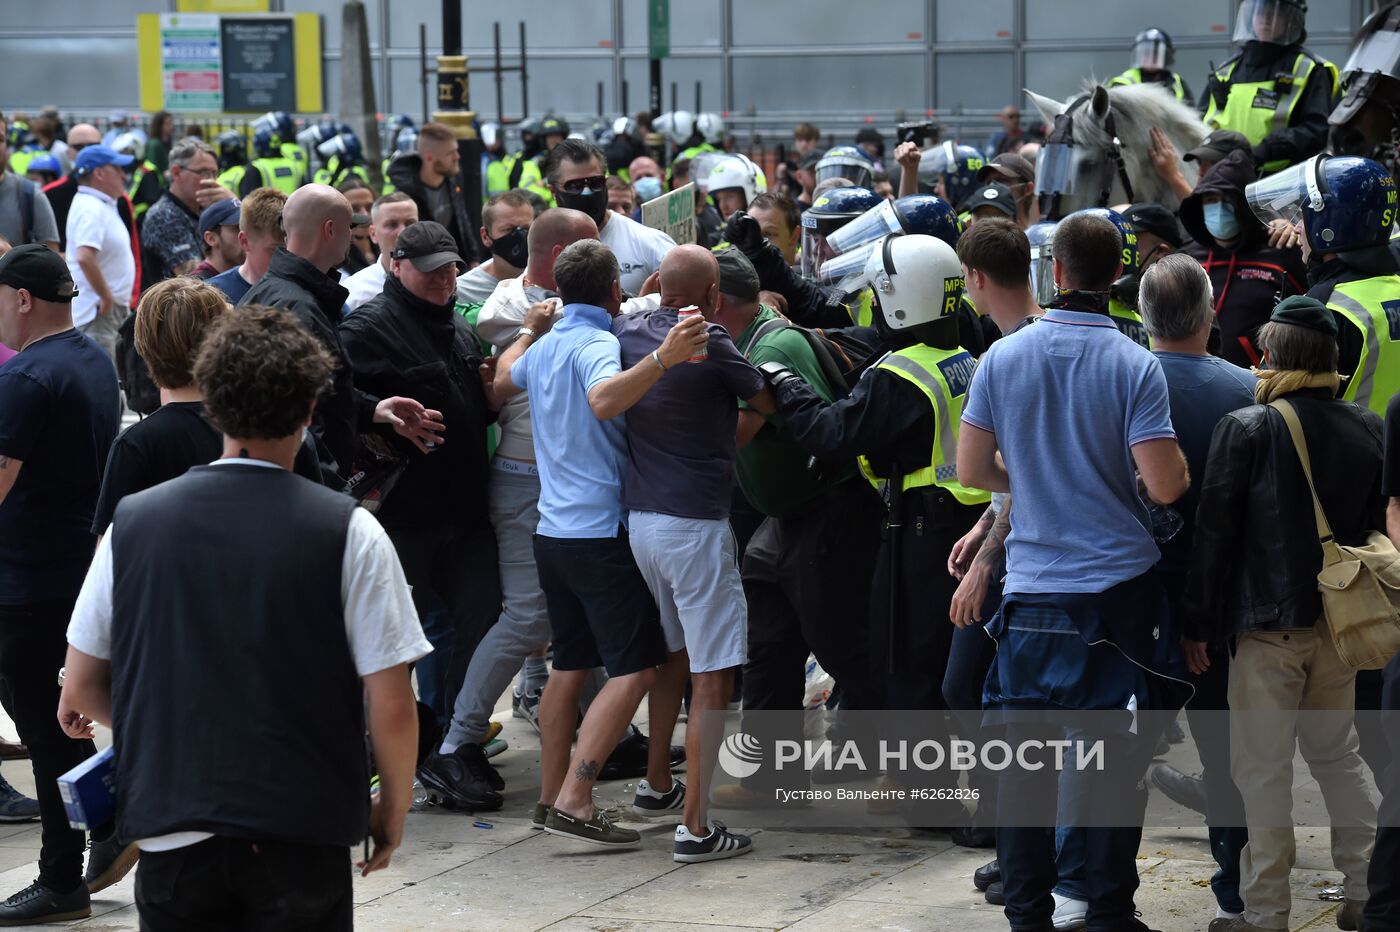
678, 305, 708, 362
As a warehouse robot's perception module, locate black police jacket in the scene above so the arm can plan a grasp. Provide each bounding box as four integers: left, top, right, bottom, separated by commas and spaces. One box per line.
1184, 389, 1384, 642
339, 273, 495, 530
1199, 41, 1336, 168
239, 248, 376, 487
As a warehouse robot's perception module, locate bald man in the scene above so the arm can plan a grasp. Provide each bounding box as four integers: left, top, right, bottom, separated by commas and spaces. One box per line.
239, 184, 443, 487
41, 124, 112, 254
607, 243, 773, 860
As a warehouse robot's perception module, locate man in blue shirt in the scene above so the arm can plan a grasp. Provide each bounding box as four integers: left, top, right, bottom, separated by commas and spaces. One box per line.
957, 212, 1190, 932
494, 238, 706, 849
1139, 254, 1257, 923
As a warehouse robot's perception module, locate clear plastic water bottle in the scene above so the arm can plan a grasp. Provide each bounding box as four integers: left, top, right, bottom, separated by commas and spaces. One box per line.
410, 779, 433, 811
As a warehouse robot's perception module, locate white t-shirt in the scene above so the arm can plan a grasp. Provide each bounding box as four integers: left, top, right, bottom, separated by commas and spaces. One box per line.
66, 458, 432, 851
598, 211, 675, 295
343, 260, 388, 312
66, 187, 135, 329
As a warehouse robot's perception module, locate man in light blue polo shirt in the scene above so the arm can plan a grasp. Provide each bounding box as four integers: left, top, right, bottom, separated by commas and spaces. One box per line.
956, 211, 1191, 932
494, 238, 706, 850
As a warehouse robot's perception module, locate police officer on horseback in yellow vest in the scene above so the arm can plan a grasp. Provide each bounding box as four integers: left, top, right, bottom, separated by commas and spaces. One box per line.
1108, 28, 1193, 102
1246, 153, 1400, 415
1202, 0, 1339, 175
757, 233, 989, 713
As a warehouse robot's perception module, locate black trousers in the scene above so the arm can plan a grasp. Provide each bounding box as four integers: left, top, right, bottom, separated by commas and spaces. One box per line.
387, 523, 501, 732
1365, 652, 1400, 929
0, 600, 94, 892
136, 836, 352, 931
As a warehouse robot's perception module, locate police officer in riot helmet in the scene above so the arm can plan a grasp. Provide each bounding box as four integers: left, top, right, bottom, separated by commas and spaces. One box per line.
919, 142, 986, 212
1201, 0, 1339, 173
1108, 28, 1194, 101
758, 233, 990, 736
1329, 2, 1400, 182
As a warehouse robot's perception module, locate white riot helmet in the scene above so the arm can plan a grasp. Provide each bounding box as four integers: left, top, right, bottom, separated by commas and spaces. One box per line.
865, 233, 965, 332
110, 132, 142, 158
696, 112, 727, 145
705, 154, 767, 215
612, 116, 638, 138
656, 110, 697, 147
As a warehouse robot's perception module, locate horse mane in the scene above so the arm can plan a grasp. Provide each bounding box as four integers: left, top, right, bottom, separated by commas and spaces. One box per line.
1069, 80, 1208, 153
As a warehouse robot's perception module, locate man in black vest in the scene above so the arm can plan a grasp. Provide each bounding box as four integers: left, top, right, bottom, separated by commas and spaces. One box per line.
238, 183, 446, 488
57, 306, 429, 930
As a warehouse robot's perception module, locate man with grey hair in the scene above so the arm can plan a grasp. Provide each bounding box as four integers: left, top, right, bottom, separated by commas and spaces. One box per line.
493, 238, 706, 850
140, 137, 235, 285
1139, 252, 1256, 923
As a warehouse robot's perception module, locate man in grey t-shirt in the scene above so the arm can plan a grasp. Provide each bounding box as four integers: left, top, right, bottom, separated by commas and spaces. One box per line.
456, 191, 537, 306
0, 116, 59, 249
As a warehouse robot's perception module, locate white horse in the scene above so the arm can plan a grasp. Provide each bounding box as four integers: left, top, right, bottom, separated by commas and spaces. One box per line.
1026, 82, 1210, 213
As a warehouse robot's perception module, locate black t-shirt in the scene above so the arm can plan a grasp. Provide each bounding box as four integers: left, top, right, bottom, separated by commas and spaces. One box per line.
0, 329, 120, 602
1382, 392, 1400, 499
92, 401, 326, 534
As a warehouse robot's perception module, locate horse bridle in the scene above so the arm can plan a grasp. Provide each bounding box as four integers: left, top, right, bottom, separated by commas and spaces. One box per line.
1052, 94, 1138, 209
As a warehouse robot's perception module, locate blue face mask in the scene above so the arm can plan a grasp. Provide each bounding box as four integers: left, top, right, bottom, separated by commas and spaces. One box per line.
1203, 201, 1241, 241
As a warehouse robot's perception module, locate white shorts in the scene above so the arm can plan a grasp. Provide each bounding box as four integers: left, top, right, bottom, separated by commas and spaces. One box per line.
627, 510, 748, 674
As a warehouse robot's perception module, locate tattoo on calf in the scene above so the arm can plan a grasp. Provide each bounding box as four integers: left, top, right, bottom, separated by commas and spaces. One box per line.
574, 759, 600, 782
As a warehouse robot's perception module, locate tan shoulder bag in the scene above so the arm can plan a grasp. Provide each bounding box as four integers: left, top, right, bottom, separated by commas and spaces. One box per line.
1271, 399, 1400, 669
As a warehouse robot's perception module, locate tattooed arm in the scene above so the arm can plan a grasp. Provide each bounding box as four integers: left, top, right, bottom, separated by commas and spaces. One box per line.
949, 495, 1010, 628
0, 455, 22, 507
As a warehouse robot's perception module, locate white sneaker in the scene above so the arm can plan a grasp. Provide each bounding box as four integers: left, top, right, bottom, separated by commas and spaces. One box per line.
673, 820, 753, 863
1052, 893, 1088, 930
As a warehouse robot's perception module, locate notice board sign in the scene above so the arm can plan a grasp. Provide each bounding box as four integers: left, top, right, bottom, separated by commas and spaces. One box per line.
139, 12, 322, 114
641, 183, 696, 245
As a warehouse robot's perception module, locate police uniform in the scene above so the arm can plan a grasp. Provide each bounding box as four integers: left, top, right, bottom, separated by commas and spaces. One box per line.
1107, 67, 1192, 101
1202, 44, 1339, 173
770, 332, 988, 713
241, 156, 301, 196
312, 158, 371, 189
127, 159, 164, 227
1310, 256, 1400, 416
484, 151, 553, 205
280, 142, 310, 186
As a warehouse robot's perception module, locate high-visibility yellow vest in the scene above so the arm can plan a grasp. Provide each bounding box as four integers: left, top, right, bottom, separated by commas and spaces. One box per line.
313, 160, 371, 189
846, 288, 875, 328
858, 345, 991, 505
1109, 297, 1151, 349
218, 164, 248, 191
1204, 52, 1340, 173
485, 152, 554, 206
127, 161, 161, 222
250, 157, 300, 195
1107, 68, 1188, 101
280, 142, 309, 186
1327, 274, 1400, 416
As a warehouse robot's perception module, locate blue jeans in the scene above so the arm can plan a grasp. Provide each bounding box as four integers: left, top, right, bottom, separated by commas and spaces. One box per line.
414, 591, 454, 730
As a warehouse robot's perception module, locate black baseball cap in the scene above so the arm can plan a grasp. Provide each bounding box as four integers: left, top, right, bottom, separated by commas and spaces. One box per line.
965, 183, 1017, 218
1184, 130, 1252, 163
714, 247, 759, 301
1123, 202, 1184, 249
390, 221, 463, 272
0, 244, 78, 302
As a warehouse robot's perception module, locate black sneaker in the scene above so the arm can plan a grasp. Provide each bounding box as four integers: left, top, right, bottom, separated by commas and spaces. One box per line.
543, 807, 641, 848
1149, 763, 1208, 816
948, 825, 997, 849
0, 777, 38, 824
631, 778, 685, 819
973, 858, 1000, 891
673, 819, 752, 863
84, 834, 139, 894
983, 880, 1005, 906
417, 745, 503, 812
599, 728, 686, 781
0, 879, 90, 925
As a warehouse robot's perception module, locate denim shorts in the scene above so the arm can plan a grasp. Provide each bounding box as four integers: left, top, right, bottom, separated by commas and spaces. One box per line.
628, 510, 748, 673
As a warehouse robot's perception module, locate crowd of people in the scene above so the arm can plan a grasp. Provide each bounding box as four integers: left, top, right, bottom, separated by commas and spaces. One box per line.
3, 0, 1400, 929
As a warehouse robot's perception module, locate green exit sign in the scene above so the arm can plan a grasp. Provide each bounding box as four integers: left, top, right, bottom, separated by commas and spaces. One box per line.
648, 0, 669, 59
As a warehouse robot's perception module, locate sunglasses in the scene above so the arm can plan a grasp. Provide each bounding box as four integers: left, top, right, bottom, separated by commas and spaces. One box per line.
558, 175, 606, 194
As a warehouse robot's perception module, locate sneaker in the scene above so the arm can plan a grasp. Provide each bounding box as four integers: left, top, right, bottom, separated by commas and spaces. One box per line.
947, 825, 997, 849
1208, 920, 1270, 932
632, 778, 686, 819
481, 721, 509, 760
521, 687, 543, 735
598, 729, 685, 781
511, 689, 528, 719
1214, 908, 1243, 920
0, 879, 90, 925
972, 858, 1000, 891
417, 745, 503, 812
0, 777, 38, 823
83, 835, 138, 894
1150, 763, 1208, 817
543, 806, 641, 848
1337, 899, 1367, 931
673, 820, 752, 863
983, 881, 1004, 906
1052, 893, 1088, 930
531, 802, 549, 830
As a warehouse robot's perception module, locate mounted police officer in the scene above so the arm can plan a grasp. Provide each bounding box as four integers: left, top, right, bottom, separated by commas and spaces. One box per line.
1202, 0, 1339, 174
1109, 28, 1193, 101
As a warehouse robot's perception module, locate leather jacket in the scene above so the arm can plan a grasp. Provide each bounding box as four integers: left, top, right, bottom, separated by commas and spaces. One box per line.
1184, 389, 1384, 642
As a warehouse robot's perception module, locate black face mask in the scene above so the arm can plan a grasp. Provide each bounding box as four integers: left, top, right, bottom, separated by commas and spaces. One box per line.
556, 186, 609, 225
488, 227, 529, 269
